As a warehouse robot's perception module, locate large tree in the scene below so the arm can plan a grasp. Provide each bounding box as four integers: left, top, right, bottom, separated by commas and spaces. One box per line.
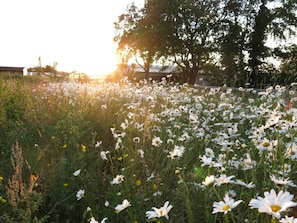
114, 2, 166, 79
278, 44, 297, 77
114, 0, 224, 84
219, 0, 297, 87
114, 0, 296, 86
219, 0, 250, 86
248, 0, 297, 87
159, 0, 224, 84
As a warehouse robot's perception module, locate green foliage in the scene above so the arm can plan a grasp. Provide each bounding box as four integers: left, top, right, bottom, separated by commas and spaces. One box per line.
114, 0, 297, 87
114, 2, 165, 79
278, 44, 297, 79
1, 78, 297, 222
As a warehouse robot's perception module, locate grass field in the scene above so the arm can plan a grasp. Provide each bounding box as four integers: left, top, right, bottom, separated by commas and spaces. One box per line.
1, 76, 297, 223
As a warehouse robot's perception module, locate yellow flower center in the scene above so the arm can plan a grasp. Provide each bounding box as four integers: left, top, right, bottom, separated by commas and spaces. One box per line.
220, 179, 227, 184
270, 204, 281, 212
222, 205, 231, 211
262, 141, 270, 147
159, 210, 163, 216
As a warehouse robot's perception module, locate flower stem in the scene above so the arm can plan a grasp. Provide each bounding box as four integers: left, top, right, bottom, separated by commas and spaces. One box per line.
177, 172, 194, 223
230, 212, 237, 223
271, 216, 278, 223
224, 214, 230, 223
212, 187, 222, 200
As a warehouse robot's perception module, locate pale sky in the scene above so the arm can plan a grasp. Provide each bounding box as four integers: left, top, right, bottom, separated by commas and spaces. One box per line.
1, 1, 295, 77
0, 0, 144, 77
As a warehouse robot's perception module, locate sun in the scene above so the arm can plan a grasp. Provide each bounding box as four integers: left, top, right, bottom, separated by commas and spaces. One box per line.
85, 53, 118, 79
95, 61, 118, 79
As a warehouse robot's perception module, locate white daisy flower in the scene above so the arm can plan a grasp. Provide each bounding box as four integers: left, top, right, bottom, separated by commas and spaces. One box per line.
212, 193, 242, 214
73, 169, 81, 177
115, 199, 131, 213
146, 201, 173, 220
280, 215, 297, 223
76, 189, 85, 201
110, 175, 124, 185
249, 189, 297, 219
202, 175, 215, 186
214, 174, 235, 186
152, 136, 163, 147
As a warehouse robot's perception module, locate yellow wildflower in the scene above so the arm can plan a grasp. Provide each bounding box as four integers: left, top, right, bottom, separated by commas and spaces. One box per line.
136, 180, 141, 186
0, 196, 7, 203
81, 144, 87, 152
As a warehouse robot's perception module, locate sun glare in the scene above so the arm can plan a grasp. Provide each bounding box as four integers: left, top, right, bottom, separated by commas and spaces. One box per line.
82, 39, 119, 79
90, 59, 118, 79
72, 44, 119, 79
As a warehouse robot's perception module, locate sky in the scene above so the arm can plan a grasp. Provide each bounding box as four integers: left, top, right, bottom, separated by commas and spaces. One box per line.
1, 1, 295, 77
0, 0, 144, 77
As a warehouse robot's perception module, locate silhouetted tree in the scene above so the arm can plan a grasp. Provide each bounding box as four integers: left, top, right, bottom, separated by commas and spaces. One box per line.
248, 0, 296, 87
219, 0, 249, 86
114, 2, 165, 79
277, 44, 297, 83
219, 0, 296, 87
114, 0, 297, 86
158, 0, 224, 84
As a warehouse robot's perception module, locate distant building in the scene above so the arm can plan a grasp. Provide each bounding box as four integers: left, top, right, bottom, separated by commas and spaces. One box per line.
0, 66, 27, 75
115, 64, 180, 81
68, 71, 90, 82
111, 64, 210, 85
134, 65, 179, 78
27, 71, 54, 77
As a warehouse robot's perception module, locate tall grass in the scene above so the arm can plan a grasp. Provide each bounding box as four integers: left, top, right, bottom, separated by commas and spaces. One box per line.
1, 76, 297, 222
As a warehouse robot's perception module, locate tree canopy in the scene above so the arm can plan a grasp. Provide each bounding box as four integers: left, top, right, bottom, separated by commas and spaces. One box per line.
114, 0, 297, 87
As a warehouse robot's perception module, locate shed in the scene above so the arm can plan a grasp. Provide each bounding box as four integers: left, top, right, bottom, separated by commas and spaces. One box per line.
131, 65, 180, 80
0, 66, 27, 75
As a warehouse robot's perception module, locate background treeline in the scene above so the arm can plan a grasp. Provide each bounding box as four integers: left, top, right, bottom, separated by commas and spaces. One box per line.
114, 0, 297, 88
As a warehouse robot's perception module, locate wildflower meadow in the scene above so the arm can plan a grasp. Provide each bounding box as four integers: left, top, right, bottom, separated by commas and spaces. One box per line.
1, 75, 297, 223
